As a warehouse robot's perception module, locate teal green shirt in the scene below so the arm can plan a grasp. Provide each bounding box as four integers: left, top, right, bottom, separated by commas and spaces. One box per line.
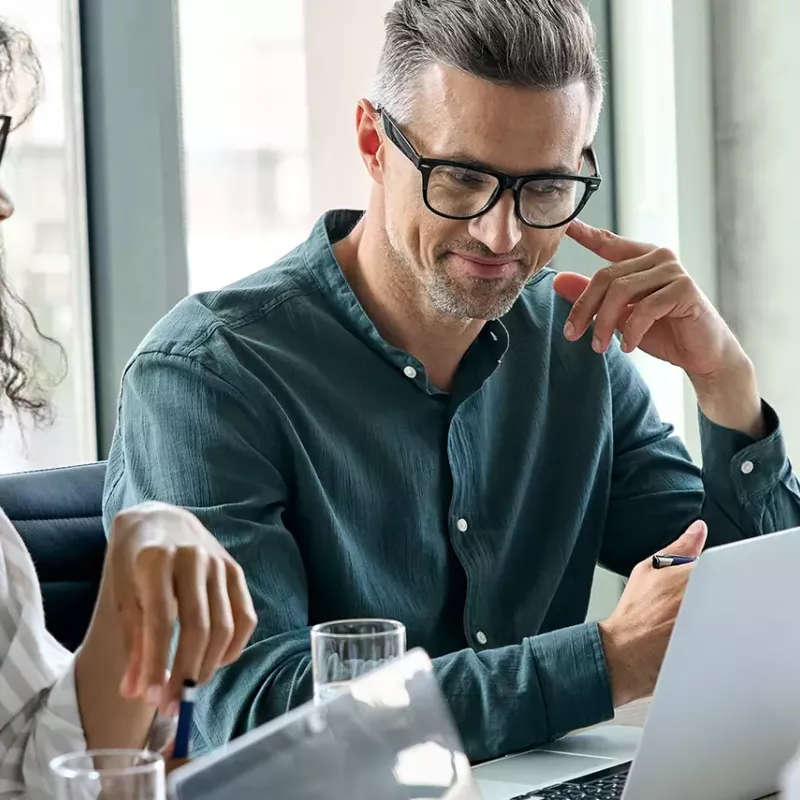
104, 210, 800, 762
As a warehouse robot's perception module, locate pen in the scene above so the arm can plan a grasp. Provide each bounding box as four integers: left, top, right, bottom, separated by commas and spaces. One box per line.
652, 553, 697, 569
172, 679, 197, 760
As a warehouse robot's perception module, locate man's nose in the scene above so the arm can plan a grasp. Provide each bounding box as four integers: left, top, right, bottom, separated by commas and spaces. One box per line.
0, 186, 14, 222
467, 192, 522, 255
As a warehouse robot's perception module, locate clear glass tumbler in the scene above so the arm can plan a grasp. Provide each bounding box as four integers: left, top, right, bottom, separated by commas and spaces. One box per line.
311, 618, 406, 703
50, 750, 165, 800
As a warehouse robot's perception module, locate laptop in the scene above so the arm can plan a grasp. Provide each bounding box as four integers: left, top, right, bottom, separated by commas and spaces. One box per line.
168, 648, 482, 800
474, 526, 800, 800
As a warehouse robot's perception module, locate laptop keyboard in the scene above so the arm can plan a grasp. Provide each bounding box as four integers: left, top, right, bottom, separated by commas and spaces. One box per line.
511, 761, 631, 800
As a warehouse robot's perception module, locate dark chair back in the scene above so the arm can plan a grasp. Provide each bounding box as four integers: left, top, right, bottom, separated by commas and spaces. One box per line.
0, 462, 107, 652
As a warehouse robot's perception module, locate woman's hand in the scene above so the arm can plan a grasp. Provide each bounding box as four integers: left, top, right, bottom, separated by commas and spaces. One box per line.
166, 757, 190, 776
105, 502, 257, 714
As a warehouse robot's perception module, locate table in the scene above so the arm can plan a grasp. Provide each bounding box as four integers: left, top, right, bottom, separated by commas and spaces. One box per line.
598, 699, 781, 799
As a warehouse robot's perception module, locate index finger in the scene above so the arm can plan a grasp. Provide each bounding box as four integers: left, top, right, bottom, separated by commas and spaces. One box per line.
566, 219, 655, 262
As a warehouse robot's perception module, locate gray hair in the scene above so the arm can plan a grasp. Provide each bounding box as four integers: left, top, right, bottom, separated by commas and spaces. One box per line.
372, 0, 604, 137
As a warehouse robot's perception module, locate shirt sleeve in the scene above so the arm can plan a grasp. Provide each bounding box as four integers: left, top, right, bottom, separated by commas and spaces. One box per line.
699, 400, 799, 533
600, 342, 800, 575
0, 512, 87, 799
20, 660, 88, 800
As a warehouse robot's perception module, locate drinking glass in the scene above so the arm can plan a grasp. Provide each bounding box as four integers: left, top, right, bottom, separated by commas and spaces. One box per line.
311, 618, 406, 702
50, 750, 165, 800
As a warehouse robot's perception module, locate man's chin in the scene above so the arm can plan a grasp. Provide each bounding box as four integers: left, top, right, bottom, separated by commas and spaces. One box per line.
428, 281, 523, 321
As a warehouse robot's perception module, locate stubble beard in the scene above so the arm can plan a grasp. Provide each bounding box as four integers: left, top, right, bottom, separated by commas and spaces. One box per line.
383, 223, 531, 322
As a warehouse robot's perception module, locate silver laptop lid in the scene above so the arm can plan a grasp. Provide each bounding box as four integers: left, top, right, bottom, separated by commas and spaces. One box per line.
623, 526, 800, 800
168, 648, 480, 800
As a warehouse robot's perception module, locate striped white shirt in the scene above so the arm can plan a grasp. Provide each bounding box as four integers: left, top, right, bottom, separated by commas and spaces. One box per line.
0, 508, 86, 798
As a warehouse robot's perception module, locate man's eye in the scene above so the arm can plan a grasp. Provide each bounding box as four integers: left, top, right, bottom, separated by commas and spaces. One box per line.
437, 167, 493, 187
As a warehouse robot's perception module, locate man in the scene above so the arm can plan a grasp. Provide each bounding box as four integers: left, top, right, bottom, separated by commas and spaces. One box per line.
104, 0, 800, 762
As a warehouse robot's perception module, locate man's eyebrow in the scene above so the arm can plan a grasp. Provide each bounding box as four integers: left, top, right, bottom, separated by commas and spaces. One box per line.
435, 152, 578, 176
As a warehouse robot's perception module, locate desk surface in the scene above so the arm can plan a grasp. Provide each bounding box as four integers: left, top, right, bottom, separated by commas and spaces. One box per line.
599, 699, 780, 800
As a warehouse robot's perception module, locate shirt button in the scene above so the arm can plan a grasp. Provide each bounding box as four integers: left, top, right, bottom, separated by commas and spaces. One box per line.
403, 365, 417, 379
476, 631, 488, 646
456, 518, 469, 532
741, 460, 755, 475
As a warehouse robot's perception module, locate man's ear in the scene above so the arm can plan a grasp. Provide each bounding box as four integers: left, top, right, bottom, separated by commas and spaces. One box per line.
355, 99, 385, 185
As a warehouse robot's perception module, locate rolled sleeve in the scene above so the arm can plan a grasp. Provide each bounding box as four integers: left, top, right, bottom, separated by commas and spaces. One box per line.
526, 622, 615, 741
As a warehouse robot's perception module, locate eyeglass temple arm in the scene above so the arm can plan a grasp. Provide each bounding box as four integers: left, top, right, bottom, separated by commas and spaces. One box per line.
375, 108, 422, 168
0, 116, 11, 164
584, 146, 601, 179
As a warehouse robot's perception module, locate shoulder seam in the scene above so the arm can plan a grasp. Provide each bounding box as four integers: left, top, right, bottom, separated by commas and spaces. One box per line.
123, 349, 253, 406
184, 284, 320, 359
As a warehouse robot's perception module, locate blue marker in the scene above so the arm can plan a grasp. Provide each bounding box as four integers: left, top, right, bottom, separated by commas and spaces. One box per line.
172, 680, 197, 759
652, 554, 697, 569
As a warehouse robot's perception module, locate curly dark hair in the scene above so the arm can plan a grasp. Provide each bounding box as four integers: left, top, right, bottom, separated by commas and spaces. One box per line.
0, 17, 62, 426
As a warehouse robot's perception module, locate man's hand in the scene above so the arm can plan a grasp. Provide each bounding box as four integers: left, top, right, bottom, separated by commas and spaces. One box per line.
106, 502, 258, 714
598, 520, 708, 707
554, 220, 766, 438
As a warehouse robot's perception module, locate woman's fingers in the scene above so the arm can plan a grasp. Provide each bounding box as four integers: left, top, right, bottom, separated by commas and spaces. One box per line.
221, 560, 258, 665
166, 757, 191, 776
195, 556, 235, 685
135, 546, 178, 704
119, 604, 144, 698
111, 504, 257, 710
168, 546, 211, 701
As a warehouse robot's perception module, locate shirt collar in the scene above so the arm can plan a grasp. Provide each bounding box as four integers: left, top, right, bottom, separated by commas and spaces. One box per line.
302, 209, 509, 396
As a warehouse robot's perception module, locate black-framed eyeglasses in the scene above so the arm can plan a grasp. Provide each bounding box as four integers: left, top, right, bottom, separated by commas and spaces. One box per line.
0, 116, 11, 169
378, 108, 602, 230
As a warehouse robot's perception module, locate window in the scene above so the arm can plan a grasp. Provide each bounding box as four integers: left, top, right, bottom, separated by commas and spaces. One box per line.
178, 0, 395, 293
178, 0, 312, 293
0, 1, 95, 472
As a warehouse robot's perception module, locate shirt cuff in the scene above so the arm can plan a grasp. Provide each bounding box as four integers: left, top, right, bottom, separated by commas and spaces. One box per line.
699, 400, 789, 498
527, 621, 615, 740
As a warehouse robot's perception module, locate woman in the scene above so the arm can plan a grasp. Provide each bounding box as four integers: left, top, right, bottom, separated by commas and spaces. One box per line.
0, 18, 257, 797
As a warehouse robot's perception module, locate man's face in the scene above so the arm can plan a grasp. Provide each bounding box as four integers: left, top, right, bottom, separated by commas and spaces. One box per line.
378, 65, 593, 321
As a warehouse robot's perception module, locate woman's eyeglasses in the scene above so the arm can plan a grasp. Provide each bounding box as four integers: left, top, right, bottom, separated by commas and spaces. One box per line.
0, 116, 11, 169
